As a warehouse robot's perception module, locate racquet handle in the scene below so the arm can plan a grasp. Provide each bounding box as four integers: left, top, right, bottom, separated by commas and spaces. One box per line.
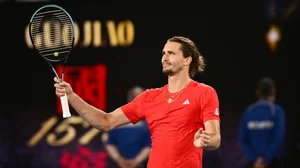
60, 94, 71, 118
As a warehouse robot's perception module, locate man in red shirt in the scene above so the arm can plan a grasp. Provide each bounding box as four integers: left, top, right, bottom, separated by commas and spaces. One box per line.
54, 36, 221, 168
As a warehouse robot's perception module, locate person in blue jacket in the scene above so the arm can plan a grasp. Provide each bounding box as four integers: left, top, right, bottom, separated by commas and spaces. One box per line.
238, 77, 286, 168
104, 86, 151, 168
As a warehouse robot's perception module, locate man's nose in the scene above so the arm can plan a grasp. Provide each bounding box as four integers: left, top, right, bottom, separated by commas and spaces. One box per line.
162, 54, 169, 60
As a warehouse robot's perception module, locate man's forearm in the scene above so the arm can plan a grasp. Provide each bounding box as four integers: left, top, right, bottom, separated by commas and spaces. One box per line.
204, 133, 221, 150
203, 120, 221, 151
105, 145, 122, 162
68, 93, 110, 131
134, 147, 151, 164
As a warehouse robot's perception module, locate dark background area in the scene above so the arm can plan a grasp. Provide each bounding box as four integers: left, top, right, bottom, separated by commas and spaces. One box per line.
0, 1, 296, 168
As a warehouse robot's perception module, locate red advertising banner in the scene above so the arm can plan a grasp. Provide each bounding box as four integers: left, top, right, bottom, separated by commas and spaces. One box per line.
55, 64, 107, 115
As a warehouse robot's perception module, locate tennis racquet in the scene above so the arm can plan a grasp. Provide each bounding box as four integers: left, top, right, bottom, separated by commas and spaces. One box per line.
29, 4, 75, 118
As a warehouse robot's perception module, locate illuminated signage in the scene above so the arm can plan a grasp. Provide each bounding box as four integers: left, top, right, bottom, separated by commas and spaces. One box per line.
60, 145, 109, 167
56, 64, 107, 114
25, 20, 135, 48
31, 22, 73, 49
27, 116, 105, 147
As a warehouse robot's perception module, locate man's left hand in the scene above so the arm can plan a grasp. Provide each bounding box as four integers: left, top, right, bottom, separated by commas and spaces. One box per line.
193, 128, 211, 148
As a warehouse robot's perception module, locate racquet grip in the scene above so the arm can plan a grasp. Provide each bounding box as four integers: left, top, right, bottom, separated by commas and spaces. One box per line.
60, 94, 71, 118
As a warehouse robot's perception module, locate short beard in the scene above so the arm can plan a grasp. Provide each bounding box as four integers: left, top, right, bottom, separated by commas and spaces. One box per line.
162, 68, 177, 76
162, 65, 183, 76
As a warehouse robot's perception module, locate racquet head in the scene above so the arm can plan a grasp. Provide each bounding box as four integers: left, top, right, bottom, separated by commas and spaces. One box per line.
29, 4, 75, 63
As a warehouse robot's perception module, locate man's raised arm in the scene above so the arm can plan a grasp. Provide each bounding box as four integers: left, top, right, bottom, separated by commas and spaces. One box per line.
54, 77, 130, 131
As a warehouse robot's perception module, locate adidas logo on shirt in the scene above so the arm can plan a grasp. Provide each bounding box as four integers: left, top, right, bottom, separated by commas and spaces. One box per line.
183, 99, 190, 105
215, 108, 219, 116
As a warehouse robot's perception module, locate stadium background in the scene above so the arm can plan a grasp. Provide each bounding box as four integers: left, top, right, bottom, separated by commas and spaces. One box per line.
0, 1, 295, 168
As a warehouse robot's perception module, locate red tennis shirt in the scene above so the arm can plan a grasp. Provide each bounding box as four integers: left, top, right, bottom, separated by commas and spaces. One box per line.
121, 80, 220, 168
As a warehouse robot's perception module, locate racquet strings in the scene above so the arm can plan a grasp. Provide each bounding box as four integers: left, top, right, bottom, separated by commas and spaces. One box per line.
30, 8, 74, 62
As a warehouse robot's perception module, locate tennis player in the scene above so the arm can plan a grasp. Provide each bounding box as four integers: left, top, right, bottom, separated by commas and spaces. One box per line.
54, 36, 221, 168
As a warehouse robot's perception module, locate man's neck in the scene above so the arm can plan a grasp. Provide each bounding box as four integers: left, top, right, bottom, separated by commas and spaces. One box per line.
259, 96, 275, 102
167, 72, 191, 93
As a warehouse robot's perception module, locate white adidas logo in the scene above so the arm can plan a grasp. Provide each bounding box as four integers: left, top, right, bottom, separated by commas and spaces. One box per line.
215, 108, 219, 116
183, 99, 190, 105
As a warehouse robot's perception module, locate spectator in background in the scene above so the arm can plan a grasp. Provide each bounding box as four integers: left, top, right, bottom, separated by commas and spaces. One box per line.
104, 86, 151, 168
238, 77, 286, 168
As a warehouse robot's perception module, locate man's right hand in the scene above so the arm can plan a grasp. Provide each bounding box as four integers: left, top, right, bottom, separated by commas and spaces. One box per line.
116, 157, 130, 168
54, 77, 74, 97
253, 156, 267, 168
116, 157, 140, 168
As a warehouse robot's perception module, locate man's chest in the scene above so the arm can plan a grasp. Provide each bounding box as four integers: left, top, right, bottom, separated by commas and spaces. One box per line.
143, 92, 201, 129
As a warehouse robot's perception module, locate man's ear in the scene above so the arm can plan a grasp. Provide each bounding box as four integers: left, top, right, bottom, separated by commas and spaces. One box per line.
184, 56, 192, 65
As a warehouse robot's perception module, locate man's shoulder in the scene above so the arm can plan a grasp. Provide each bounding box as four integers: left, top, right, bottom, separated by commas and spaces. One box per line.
134, 86, 164, 102
274, 104, 286, 113
144, 86, 165, 94
190, 80, 217, 93
245, 101, 285, 113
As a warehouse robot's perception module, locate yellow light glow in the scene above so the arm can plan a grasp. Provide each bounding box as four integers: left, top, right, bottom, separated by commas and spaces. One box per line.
265, 25, 281, 53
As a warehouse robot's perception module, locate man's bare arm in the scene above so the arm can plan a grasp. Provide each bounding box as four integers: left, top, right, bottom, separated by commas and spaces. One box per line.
203, 120, 221, 150
68, 93, 131, 131
105, 144, 123, 162
133, 147, 151, 164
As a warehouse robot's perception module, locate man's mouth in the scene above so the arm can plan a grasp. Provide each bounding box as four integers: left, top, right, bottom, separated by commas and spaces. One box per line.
163, 62, 171, 68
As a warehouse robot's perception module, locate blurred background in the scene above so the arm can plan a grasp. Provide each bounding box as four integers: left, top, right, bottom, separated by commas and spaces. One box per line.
0, 0, 296, 168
